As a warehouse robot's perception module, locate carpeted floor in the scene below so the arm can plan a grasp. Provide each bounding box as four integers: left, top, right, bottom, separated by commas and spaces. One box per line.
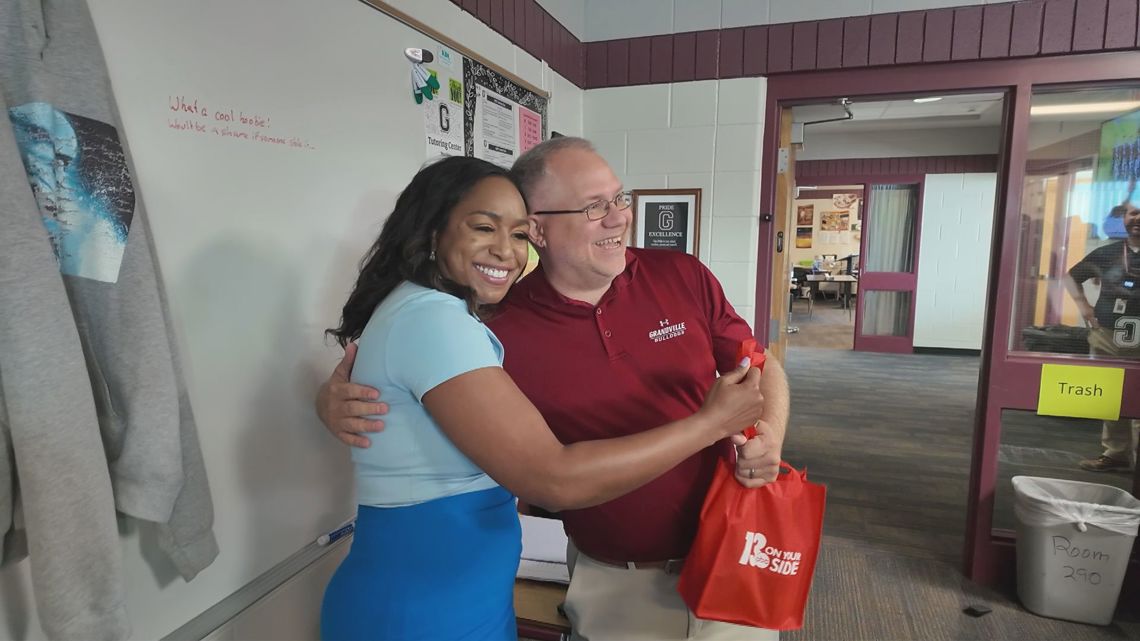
787, 295, 855, 351
783, 346, 1140, 640
783, 346, 979, 561
791, 535, 1140, 640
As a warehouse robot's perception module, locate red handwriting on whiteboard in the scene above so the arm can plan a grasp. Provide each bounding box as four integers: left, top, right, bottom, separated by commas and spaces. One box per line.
166, 95, 314, 151
169, 95, 271, 127
169, 95, 205, 116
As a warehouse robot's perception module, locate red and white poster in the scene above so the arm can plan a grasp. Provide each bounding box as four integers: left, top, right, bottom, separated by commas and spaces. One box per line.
518, 104, 542, 155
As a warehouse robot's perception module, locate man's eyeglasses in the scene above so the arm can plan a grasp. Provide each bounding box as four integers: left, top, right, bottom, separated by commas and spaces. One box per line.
533, 191, 633, 221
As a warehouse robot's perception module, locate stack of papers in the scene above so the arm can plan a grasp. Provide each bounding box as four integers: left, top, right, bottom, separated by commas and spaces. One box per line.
517, 514, 569, 584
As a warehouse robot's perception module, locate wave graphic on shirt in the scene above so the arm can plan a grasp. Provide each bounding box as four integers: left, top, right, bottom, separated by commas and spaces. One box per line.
8, 102, 135, 283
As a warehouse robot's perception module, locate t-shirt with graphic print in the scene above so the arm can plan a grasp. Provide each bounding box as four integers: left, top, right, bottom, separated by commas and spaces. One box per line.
1069, 240, 1140, 342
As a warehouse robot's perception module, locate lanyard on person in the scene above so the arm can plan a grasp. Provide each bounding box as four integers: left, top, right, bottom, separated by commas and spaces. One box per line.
1112, 244, 1139, 316
1125, 242, 1140, 278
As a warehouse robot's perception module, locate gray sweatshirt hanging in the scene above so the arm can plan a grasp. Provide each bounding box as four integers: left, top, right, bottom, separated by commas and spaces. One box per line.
0, 0, 218, 638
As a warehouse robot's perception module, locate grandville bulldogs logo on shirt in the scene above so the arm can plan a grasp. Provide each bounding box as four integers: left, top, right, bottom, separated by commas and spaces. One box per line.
648, 318, 687, 343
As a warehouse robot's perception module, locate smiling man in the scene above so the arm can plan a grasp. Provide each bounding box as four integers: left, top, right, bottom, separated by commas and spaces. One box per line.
318, 136, 790, 640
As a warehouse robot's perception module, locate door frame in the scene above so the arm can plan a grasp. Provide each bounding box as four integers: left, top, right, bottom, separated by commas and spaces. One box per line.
767, 109, 796, 363
791, 174, 928, 353
754, 51, 1140, 592
853, 179, 924, 353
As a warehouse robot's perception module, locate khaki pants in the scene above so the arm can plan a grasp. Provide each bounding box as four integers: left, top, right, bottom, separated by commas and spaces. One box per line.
563, 547, 780, 641
1089, 328, 1140, 466
1099, 420, 1140, 466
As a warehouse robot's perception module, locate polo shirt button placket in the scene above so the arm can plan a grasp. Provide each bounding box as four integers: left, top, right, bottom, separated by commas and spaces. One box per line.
595, 305, 621, 357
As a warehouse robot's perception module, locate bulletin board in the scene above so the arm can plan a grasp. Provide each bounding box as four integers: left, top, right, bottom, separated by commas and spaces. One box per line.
360, 0, 548, 167
464, 56, 548, 167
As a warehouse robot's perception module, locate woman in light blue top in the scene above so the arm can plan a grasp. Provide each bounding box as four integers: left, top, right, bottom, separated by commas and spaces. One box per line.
320, 156, 764, 640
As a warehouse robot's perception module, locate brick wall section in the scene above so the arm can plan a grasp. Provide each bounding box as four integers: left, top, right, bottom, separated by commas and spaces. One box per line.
449, 0, 1140, 90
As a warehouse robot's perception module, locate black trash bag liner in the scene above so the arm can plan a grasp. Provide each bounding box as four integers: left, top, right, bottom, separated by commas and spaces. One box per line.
1021, 325, 1090, 355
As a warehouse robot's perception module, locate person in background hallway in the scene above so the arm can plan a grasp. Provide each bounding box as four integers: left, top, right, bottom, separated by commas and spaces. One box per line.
1064, 200, 1140, 472
318, 155, 767, 641
319, 137, 791, 641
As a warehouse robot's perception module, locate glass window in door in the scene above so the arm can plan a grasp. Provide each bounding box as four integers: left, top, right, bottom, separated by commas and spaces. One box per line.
1009, 87, 1140, 362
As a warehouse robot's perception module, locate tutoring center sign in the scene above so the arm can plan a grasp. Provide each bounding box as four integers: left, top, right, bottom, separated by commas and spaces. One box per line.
632, 189, 702, 257
421, 47, 465, 158
417, 48, 549, 162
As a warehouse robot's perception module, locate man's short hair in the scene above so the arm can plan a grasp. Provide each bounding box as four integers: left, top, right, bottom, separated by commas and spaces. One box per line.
511, 136, 596, 202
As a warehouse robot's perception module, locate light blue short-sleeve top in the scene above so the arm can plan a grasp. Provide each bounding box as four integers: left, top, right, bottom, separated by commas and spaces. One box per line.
350, 281, 504, 507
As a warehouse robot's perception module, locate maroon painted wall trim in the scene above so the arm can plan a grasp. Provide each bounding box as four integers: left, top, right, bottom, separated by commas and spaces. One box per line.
797, 155, 999, 178
796, 188, 863, 199
575, 0, 1140, 89
446, 1, 1140, 91
449, 0, 584, 87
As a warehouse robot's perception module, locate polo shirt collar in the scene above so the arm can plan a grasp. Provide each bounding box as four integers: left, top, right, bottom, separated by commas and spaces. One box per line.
522, 249, 640, 315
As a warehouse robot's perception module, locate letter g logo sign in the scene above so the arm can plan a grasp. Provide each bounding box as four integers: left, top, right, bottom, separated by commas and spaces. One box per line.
439, 104, 450, 132
659, 210, 674, 231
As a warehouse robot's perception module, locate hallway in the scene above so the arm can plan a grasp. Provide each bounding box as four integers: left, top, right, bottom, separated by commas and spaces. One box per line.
783, 347, 1140, 639
784, 347, 980, 561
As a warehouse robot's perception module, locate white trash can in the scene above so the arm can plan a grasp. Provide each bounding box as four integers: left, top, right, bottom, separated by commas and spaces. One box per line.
1012, 476, 1140, 625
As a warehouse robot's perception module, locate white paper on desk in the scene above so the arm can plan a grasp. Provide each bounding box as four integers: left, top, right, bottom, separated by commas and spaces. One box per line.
517, 559, 570, 584
520, 514, 568, 563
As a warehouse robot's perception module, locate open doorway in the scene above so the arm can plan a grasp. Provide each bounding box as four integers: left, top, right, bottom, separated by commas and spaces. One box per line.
775, 91, 1007, 563
785, 92, 1003, 356
787, 184, 863, 349
756, 52, 1140, 631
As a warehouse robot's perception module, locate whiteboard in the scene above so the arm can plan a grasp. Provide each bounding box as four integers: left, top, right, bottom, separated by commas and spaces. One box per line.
0, 0, 566, 638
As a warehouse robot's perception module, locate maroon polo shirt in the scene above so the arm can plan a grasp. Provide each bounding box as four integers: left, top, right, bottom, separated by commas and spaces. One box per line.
488, 248, 752, 562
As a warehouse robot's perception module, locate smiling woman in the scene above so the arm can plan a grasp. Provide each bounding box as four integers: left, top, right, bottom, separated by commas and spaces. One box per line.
433, 177, 531, 308
321, 156, 537, 640
327, 156, 527, 339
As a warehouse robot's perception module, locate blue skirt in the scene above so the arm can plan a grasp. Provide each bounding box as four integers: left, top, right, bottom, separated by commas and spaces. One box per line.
321, 486, 522, 641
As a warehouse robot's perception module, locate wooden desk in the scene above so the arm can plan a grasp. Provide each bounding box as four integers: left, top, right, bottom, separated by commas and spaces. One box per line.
805, 273, 858, 311
515, 579, 570, 641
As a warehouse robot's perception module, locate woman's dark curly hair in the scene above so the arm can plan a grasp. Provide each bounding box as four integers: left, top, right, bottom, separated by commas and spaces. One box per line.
327, 156, 526, 347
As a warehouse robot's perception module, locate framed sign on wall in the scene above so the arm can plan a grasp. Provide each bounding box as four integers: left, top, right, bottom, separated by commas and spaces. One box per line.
630, 189, 702, 257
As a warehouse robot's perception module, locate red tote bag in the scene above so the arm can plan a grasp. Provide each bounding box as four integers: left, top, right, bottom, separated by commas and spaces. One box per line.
677, 341, 826, 631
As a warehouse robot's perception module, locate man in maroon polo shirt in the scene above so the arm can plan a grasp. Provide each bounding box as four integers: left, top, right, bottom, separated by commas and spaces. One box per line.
317, 137, 789, 640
